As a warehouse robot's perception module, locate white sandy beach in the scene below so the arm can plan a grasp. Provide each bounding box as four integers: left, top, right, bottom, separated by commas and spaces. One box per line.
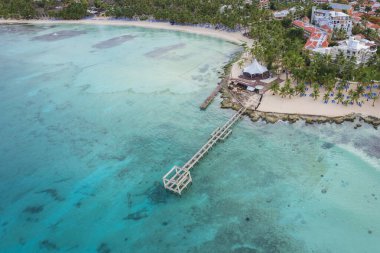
231, 59, 380, 118
258, 93, 380, 117
0, 18, 251, 45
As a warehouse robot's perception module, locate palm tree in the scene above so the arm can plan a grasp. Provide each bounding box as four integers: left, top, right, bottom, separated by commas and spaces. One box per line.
311, 85, 320, 101
237, 60, 244, 70
323, 93, 330, 103
373, 95, 379, 107
288, 87, 295, 98
270, 81, 280, 95
279, 86, 287, 98
282, 51, 304, 81
241, 42, 249, 58
356, 84, 365, 97
335, 91, 345, 104
351, 91, 360, 105
295, 83, 306, 96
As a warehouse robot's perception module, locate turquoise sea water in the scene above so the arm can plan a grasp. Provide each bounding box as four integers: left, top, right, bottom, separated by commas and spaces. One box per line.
0, 24, 379, 253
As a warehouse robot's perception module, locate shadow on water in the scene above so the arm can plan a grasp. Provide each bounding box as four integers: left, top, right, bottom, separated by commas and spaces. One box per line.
144, 181, 169, 204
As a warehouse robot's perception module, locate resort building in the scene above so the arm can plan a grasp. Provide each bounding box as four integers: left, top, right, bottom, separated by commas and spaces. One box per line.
329, 3, 354, 15
312, 36, 377, 64
373, 2, 380, 12
311, 7, 353, 35
351, 12, 363, 24
292, 20, 329, 50
273, 7, 301, 20
258, 0, 270, 10
273, 9, 291, 20
313, 0, 331, 4
366, 22, 380, 33
242, 59, 269, 78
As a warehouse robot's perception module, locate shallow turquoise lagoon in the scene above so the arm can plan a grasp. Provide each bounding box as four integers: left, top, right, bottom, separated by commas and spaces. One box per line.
0, 24, 379, 253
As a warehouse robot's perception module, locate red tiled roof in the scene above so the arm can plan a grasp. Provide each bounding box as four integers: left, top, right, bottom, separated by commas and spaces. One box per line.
354, 34, 366, 40
321, 39, 329, 48
293, 20, 318, 34
352, 12, 364, 17
321, 24, 333, 33
367, 22, 380, 29
304, 32, 329, 49
292, 20, 329, 50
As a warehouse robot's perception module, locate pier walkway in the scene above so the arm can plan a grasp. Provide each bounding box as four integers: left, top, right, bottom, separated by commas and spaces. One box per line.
199, 76, 229, 110
199, 85, 222, 110
162, 107, 247, 195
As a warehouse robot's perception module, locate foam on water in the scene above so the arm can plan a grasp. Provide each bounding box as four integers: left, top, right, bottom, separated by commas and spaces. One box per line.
0, 24, 379, 253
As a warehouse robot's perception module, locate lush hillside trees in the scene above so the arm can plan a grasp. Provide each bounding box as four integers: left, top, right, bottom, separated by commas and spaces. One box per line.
56, 0, 88, 20
0, 0, 36, 19
108, 0, 255, 29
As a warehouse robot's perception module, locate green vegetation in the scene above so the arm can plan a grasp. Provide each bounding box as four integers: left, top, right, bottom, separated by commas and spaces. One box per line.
0, 0, 89, 19
0, 0, 36, 19
109, 0, 256, 29
55, 0, 88, 20
268, 52, 380, 106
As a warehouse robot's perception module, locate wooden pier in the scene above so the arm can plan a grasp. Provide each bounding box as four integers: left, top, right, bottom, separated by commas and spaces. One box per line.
163, 107, 247, 195
200, 85, 222, 110
199, 76, 229, 110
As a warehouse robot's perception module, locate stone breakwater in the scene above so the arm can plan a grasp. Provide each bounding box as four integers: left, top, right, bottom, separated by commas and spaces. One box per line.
220, 88, 380, 128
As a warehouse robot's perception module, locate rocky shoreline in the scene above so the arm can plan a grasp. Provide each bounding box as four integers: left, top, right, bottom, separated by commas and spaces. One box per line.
220, 87, 380, 129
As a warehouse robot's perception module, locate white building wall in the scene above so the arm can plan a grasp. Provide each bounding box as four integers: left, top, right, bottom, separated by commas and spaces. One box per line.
311, 7, 353, 35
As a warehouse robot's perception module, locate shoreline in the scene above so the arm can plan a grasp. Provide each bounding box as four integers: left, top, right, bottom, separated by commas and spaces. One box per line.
220, 88, 380, 128
1, 18, 379, 124
0, 18, 251, 45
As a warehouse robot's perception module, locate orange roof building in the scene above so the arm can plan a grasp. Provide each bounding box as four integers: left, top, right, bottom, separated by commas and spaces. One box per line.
293, 20, 329, 50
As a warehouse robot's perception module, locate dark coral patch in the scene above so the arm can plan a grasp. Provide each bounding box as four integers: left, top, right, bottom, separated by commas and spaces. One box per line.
23, 205, 44, 214
117, 167, 129, 179
97, 243, 111, 253
321, 142, 334, 149
36, 188, 65, 201
123, 209, 148, 221
39, 240, 58, 251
